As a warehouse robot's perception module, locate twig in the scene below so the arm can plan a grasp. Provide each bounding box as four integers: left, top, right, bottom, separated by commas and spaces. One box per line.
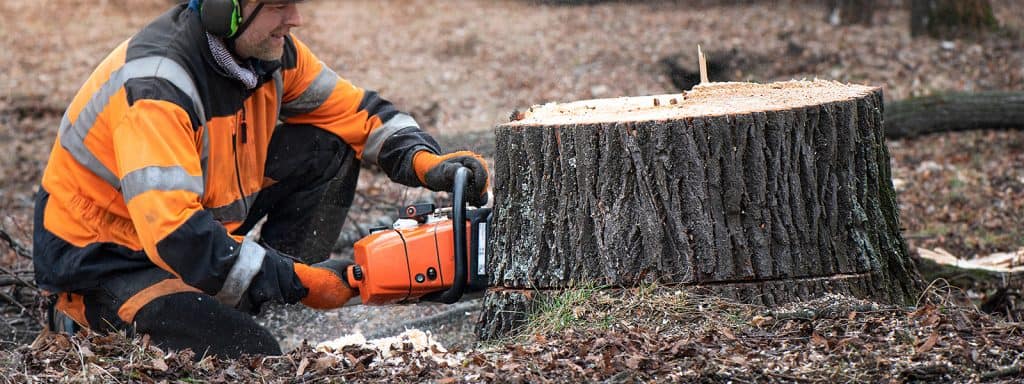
0, 225, 31, 259
0, 289, 31, 314
0, 265, 36, 289
766, 371, 812, 383
981, 365, 1022, 380
0, 276, 34, 287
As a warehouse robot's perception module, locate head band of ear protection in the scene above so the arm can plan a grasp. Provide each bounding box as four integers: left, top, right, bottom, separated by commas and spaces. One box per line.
231, 3, 265, 40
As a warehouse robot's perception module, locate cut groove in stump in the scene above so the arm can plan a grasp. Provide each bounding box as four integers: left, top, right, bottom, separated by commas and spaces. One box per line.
478, 80, 923, 340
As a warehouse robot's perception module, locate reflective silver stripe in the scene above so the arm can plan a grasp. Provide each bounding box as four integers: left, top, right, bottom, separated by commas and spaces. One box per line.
363, 113, 419, 166
199, 121, 210, 197
214, 237, 266, 307
59, 112, 120, 186
59, 56, 207, 191
280, 63, 337, 118
207, 191, 260, 223
120, 166, 204, 204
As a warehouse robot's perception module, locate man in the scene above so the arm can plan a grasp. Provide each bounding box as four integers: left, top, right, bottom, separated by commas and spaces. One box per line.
33, 0, 489, 358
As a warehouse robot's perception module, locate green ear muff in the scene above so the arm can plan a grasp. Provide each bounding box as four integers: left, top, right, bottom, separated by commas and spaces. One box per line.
200, 0, 243, 38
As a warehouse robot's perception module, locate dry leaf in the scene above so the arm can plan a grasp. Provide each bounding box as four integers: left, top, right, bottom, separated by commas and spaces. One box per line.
315, 356, 337, 370
718, 327, 737, 341
911, 304, 936, 319
625, 355, 644, 369
811, 332, 829, 349
750, 315, 771, 327
295, 357, 309, 377
151, 357, 168, 372
78, 345, 95, 359
916, 332, 939, 354
30, 330, 52, 350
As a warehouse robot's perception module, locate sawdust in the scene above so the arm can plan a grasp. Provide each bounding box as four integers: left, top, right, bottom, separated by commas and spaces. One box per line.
316, 329, 462, 367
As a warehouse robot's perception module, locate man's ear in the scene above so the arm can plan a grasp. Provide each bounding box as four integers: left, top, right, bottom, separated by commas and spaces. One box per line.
200, 0, 243, 38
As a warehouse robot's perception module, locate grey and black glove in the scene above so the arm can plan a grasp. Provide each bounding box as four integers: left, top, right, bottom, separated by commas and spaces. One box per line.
234, 248, 308, 315
412, 150, 490, 206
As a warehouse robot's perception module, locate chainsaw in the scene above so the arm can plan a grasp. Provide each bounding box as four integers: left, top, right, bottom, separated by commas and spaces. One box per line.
343, 167, 491, 305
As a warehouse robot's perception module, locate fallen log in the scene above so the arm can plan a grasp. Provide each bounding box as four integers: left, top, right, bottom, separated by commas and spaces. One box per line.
916, 247, 1024, 289
478, 80, 923, 339
884, 91, 1024, 139
915, 247, 1024, 317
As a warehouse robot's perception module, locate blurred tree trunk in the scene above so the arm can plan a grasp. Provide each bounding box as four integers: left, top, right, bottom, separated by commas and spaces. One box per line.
910, 0, 997, 38
827, 0, 876, 26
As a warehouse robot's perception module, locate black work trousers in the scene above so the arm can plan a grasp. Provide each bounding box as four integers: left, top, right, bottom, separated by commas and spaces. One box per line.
54, 124, 360, 358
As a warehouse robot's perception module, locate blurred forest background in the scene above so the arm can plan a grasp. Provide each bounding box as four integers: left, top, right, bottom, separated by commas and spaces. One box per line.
0, 0, 1022, 381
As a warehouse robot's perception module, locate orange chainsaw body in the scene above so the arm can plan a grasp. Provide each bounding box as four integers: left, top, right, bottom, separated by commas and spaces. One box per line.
345, 208, 490, 305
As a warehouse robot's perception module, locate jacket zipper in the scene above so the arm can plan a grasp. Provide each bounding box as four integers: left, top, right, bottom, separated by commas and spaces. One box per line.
233, 106, 249, 216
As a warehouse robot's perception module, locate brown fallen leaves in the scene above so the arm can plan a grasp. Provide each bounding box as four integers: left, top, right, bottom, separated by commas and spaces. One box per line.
2, 286, 1023, 383
891, 130, 1024, 259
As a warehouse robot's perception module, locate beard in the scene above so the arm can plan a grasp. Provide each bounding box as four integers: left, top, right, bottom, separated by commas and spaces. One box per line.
234, 29, 287, 61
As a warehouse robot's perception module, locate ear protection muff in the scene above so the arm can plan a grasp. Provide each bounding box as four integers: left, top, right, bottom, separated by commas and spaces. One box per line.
200, 0, 243, 38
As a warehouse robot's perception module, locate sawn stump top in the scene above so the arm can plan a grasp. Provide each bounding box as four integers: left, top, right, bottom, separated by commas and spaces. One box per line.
505, 80, 879, 126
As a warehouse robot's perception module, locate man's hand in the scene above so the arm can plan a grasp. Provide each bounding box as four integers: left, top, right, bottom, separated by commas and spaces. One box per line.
293, 259, 358, 309
413, 150, 490, 206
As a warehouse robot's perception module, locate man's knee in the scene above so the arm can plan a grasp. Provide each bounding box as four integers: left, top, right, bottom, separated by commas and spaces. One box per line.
133, 292, 281, 358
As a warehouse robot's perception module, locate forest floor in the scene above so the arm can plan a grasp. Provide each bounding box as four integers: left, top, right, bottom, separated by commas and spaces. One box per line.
1, 0, 1023, 382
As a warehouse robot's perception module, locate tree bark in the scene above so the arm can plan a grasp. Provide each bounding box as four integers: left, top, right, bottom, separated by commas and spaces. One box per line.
884, 91, 1024, 139
910, 0, 997, 38
478, 81, 923, 339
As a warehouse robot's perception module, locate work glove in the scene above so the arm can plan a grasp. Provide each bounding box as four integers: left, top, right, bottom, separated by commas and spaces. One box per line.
236, 249, 309, 315
293, 259, 358, 309
412, 150, 490, 207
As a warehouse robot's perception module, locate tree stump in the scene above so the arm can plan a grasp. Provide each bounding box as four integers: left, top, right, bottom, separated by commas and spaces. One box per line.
478, 80, 923, 339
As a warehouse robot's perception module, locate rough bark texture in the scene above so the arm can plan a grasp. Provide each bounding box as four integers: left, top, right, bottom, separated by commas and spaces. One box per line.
478, 83, 922, 339
884, 91, 1024, 139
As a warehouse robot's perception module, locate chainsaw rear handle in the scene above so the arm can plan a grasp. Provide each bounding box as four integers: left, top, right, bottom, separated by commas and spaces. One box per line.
420, 166, 470, 304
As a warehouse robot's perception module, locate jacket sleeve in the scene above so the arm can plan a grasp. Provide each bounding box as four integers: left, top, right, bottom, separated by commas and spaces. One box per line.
112, 90, 304, 307
279, 35, 440, 187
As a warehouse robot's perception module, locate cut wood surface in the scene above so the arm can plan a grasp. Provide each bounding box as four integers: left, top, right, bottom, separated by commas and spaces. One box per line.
479, 80, 922, 339
436, 92, 1024, 156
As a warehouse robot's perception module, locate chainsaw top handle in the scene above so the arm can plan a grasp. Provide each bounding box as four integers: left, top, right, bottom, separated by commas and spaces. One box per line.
423, 166, 470, 304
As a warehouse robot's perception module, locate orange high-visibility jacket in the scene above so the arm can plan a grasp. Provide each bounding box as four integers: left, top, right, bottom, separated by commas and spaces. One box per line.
34, 5, 439, 304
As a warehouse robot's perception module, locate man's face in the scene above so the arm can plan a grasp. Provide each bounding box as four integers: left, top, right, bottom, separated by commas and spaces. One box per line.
233, 1, 303, 61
